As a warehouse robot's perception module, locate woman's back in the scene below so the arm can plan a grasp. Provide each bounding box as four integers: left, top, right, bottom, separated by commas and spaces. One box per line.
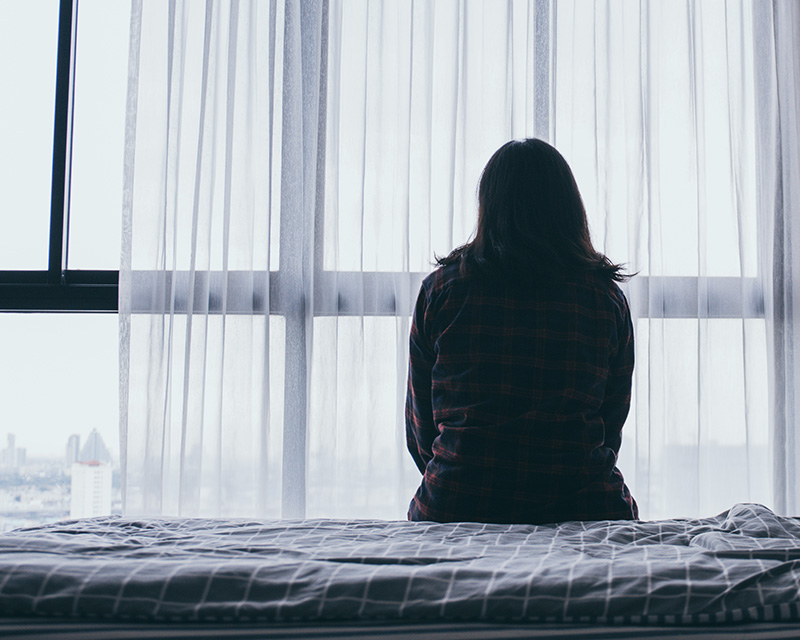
406, 261, 638, 524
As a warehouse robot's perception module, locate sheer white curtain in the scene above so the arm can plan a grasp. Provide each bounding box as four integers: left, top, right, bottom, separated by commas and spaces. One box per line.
120, 0, 324, 517
757, 0, 800, 516
120, 0, 800, 520
552, 1, 770, 519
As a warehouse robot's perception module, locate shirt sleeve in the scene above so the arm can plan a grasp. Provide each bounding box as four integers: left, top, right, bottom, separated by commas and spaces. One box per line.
406, 283, 438, 474
600, 291, 635, 454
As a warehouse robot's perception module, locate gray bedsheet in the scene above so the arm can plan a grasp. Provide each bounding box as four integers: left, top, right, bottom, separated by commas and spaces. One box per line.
0, 503, 799, 625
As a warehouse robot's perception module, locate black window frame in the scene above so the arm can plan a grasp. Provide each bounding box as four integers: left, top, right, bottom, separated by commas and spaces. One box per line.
0, 0, 118, 313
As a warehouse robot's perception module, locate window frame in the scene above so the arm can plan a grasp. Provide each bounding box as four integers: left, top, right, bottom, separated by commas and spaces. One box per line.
0, 0, 118, 313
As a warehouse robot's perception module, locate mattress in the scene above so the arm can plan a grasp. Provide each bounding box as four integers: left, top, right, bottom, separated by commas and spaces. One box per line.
4, 618, 800, 640
0, 503, 799, 627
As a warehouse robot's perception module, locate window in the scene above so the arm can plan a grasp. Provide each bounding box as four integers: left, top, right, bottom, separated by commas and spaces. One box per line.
0, 0, 129, 530
3, 0, 774, 524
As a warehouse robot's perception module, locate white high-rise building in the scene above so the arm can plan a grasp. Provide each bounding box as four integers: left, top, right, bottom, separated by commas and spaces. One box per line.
78, 430, 112, 465
69, 429, 113, 519
70, 461, 112, 518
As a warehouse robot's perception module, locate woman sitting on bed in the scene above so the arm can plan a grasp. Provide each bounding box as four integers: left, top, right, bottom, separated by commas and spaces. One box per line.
406, 138, 638, 524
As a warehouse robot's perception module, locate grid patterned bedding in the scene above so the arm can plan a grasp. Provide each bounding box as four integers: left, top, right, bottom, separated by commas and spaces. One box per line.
1, 503, 799, 625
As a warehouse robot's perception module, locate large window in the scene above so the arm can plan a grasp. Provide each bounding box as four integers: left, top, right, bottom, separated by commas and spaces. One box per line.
0, 0, 129, 530
2, 0, 773, 524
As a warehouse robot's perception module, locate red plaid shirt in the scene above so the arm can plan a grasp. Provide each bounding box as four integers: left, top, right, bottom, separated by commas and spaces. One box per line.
406, 262, 638, 523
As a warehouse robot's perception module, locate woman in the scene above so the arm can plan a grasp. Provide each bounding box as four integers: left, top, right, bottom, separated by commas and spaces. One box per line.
406, 138, 638, 524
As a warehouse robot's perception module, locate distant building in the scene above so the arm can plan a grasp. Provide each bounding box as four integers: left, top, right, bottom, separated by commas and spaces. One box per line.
69, 430, 113, 519
78, 430, 112, 464
66, 435, 80, 465
1, 434, 17, 468
70, 462, 112, 518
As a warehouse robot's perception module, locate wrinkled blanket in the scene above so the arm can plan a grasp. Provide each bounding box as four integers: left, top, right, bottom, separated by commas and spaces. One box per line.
1, 503, 799, 624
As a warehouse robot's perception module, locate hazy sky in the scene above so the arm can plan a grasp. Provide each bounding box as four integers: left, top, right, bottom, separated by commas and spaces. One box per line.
0, 314, 119, 460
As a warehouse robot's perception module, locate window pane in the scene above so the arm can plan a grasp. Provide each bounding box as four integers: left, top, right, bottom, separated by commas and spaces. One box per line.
324, 1, 512, 272
124, 314, 286, 517
554, 1, 757, 278
0, 314, 119, 531
0, 1, 60, 270
619, 318, 770, 521
126, 1, 278, 273
67, 0, 132, 269
308, 316, 419, 518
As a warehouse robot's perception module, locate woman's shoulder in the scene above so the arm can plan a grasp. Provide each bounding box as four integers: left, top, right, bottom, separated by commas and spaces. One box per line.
572, 271, 632, 329
422, 261, 468, 295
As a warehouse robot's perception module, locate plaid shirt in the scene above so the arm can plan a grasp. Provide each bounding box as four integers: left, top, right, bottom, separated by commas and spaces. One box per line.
406, 262, 638, 524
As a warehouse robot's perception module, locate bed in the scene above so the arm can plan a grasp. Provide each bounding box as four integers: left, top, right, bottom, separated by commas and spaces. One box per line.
1, 503, 800, 639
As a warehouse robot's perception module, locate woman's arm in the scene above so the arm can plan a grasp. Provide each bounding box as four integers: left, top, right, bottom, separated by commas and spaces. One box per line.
600, 292, 635, 453
405, 285, 437, 474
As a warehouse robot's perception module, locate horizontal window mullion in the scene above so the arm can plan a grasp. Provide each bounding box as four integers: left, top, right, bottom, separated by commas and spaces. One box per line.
123, 271, 765, 319
126, 270, 427, 316
0, 270, 118, 285
0, 284, 117, 312
625, 276, 764, 319
0, 271, 51, 285
128, 270, 277, 315
313, 271, 426, 316
0, 270, 119, 312
64, 270, 119, 285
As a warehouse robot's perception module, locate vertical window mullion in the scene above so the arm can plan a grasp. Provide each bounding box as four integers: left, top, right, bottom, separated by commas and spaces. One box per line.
48, 0, 76, 284
279, 0, 328, 519
533, 0, 552, 141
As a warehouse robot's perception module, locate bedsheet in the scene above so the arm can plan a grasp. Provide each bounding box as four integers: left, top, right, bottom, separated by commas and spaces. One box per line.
0, 503, 799, 625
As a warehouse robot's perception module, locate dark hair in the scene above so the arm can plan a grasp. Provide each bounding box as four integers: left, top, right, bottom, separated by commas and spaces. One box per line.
437, 138, 632, 283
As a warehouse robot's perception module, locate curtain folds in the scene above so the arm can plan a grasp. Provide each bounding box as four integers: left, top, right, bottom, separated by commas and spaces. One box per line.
120, 0, 800, 520
121, 0, 327, 517
758, 0, 800, 516
556, 0, 770, 519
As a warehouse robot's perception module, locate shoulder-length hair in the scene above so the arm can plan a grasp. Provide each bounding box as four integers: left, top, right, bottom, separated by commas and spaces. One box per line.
438, 138, 631, 283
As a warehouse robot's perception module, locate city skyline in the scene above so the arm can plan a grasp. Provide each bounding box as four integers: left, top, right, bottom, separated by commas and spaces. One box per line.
0, 427, 121, 532
0, 427, 117, 465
